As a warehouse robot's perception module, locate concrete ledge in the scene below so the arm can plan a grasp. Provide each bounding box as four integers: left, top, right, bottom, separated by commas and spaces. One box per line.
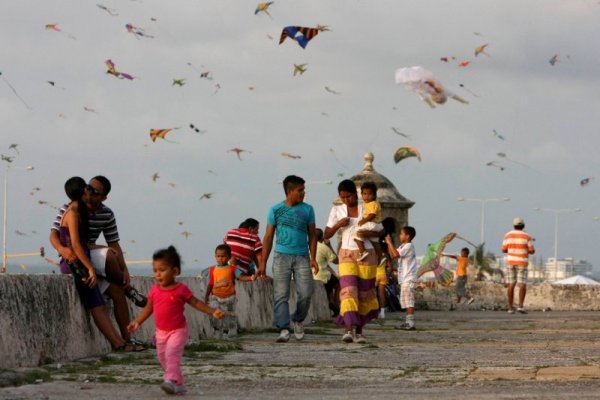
416, 282, 600, 311
0, 275, 330, 368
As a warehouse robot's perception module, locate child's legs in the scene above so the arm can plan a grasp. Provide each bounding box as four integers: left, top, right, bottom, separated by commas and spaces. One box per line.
156, 326, 189, 385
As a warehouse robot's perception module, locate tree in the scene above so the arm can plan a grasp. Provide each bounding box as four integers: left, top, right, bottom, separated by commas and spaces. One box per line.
470, 243, 504, 281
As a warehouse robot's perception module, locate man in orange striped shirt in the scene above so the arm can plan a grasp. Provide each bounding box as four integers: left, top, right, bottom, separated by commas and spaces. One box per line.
502, 217, 535, 314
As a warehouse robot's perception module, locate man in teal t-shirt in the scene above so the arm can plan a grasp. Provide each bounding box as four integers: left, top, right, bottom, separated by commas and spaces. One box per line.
258, 175, 318, 343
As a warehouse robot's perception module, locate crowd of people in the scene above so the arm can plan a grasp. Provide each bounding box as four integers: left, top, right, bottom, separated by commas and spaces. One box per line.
50, 174, 535, 395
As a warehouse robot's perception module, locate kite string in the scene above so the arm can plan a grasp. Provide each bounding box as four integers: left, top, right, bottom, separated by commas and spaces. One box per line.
1, 75, 32, 110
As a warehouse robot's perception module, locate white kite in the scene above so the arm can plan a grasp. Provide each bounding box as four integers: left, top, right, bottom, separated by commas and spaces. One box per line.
395, 66, 468, 108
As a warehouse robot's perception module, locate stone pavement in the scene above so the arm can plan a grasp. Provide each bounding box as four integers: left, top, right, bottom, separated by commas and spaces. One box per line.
2, 310, 600, 399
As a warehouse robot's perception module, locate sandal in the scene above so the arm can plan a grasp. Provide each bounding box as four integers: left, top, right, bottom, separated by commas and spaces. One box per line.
114, 342, 146, 352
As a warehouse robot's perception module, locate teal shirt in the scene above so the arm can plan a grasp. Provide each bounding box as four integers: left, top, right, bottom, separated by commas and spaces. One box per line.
267, 201, 315, 255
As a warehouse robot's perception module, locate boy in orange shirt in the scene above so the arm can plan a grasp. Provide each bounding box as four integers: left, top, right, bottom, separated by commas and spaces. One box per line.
443, 248, 474, 306
205, 244, 254, 338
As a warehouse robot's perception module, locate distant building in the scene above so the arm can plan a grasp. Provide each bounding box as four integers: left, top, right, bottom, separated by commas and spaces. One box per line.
544, 258, 593, 282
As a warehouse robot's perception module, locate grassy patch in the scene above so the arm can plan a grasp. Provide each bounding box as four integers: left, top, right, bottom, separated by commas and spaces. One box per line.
183, 341, 243, 357
24, 369, 53, 384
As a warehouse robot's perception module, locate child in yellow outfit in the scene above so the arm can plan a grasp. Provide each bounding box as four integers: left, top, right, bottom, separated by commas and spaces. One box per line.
354, 182, 384, 262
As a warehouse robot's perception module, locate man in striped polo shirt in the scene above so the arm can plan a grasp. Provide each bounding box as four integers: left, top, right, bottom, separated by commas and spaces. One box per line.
502, 217, 535, 314
224, 218, 263, 277
50, 176, 146, 344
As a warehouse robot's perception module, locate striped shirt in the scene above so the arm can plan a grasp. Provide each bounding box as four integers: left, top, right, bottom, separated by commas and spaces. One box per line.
502, 229, 534, 266
224, 228, 262, 273
52, 203, 120, 244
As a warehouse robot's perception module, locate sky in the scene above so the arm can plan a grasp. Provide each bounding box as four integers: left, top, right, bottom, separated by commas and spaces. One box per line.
2, 0, 600, 275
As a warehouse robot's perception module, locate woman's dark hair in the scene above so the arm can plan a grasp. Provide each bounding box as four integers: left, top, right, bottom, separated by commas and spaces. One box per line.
381, 217, 396, 236
337, 179, 357, 194
64, 176, 89, 234
153, 246, 182, 270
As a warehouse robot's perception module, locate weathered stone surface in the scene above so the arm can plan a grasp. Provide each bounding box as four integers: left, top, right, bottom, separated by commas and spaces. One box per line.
0, 275, 329, 368
3, 311, 600, 399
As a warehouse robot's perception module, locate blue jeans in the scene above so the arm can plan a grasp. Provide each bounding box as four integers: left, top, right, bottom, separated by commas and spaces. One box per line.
273, 252, 314, 330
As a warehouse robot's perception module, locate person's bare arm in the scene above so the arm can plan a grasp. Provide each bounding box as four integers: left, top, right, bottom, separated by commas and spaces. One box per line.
324, 217, 350, 240
127, 300, 154, 332
358, 213, 376, 226
385, 235, 399, 259
188, 296, 226, 318
204, 284, 213, 303
308, 223, 318, 275
258, 224, 275, 277
49, 229, 76, 263
65, 211, 97, 287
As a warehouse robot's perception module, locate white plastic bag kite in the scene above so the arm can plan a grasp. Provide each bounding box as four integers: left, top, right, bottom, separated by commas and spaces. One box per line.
395, 66, 468, 108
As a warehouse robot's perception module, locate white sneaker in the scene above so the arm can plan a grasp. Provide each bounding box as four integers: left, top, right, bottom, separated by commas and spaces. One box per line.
276, 329, 290, 343
517, 307, 528, 314
378, 308, 385, 319
342, 331, 354, 343
160, 380, 176, 395
507, 309, 515, 314
357, 251, 369, 262
293, 321, 305, 340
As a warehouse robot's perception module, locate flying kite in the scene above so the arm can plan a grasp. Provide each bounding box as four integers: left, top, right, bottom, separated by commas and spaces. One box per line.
1, 154, 14, 163
97, 4, 118, 16
126, 23, 154, 39
83, 106, 99, 114
281, 152, 301, 159
168, 182, 176, 188
549, 54, 559, 66
228, 147, 251, 160
38, 200, 59, 210
29, 187, 41, 196
293, 64, 307, 76
492, 129, 506, 140
172, 78, 186, 86
580, 177, 593, 187
181, 231, 192, 239
105, 59, 135, 80
417, 233, 475, 285
199, 193, 213, 200
45, 24, 76, 39
152, 172, 160, 182
459, 83, 480, 98
255, 2, 274, 17
9, 144, 19, 154
15, 230, 26, 236
200, 71, 213, 80
395, 66, 468, 108
213, 83, 221, 95
391, 127, 410, 139
496, 152, 535, 170
149, 128, 178, 142
45, 24, 61, 32
189, 124, 205, 134
279, 25, 329, 49
486, 161, 505, 171
474, 44, 490, 57
1, 72, 32, 110
393, 146, 421, 164
324, 86, 341, 95
458, 61, 471, 68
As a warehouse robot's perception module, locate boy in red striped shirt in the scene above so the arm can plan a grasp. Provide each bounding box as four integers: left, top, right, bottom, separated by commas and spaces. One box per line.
502, 217, 535, 314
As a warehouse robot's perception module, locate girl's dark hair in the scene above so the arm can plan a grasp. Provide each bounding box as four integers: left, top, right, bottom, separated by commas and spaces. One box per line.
361, 182, 377, 199
337, 179, 357, 194
153, 246, 182, 270
381, 217, 396, 235
215, 244, 231, 257
64, 176, 89, 234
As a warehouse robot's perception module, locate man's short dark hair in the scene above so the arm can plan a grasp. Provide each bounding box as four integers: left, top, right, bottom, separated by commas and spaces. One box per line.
461, 247, 470, 255
315, 228, 324, 242
283, 175, 305, 195
401, 226, 416, 240
92, 175, 111, 195
239, 218, 259, 229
